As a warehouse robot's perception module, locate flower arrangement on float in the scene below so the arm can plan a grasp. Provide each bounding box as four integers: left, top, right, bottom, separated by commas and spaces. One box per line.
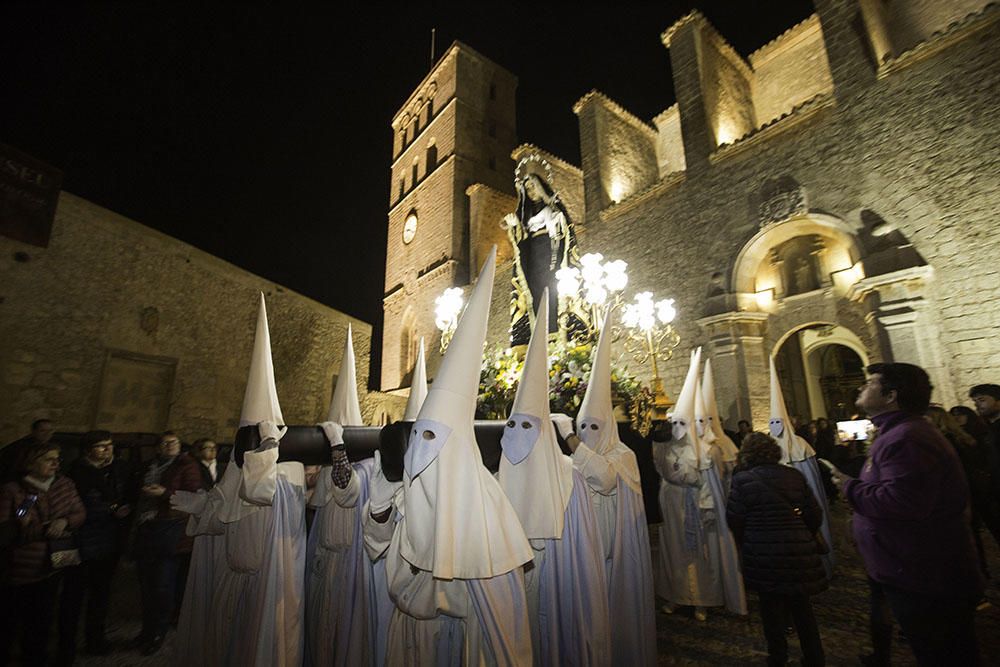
477, 340, 654, 436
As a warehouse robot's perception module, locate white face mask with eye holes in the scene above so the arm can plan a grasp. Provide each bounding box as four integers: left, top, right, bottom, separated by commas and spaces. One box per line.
500, 413, 542, 465
403, 418, 452, 480
695, 417, 707, 438
577, 416, 604, 448
769, 418, 784, 438
671, 418, 688, 442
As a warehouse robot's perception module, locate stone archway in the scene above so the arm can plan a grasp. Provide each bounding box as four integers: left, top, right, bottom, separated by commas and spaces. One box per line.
731, 212, 864, 303
772, 322, 870, 421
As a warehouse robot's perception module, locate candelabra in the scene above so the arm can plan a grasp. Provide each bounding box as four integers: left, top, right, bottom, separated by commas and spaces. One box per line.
555, 253, 629, 340
620, 292, 681, 417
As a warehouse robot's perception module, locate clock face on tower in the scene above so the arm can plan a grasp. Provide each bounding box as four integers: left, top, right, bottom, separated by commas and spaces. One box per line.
403, 211, 418, 244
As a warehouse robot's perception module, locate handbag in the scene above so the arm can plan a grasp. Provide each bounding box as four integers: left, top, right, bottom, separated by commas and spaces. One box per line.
49, 535, 82, 569
751, 469, 830, 555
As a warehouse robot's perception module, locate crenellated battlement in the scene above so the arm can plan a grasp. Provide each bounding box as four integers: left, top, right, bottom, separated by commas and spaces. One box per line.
576, 0, 994, 218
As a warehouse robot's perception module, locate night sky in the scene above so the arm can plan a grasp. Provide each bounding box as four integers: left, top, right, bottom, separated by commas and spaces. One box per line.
1, 2, 813, 358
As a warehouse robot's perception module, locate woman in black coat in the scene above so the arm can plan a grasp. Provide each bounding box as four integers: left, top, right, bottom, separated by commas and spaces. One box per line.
728, 432, 828, 667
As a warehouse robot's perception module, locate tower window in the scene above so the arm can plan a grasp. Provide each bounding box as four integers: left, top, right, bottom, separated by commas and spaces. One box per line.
489, 156, 496, 171
426, 140, 438, 171
488, 120, 496, 138
411, 159, 419, 188
489, 82, 497, 100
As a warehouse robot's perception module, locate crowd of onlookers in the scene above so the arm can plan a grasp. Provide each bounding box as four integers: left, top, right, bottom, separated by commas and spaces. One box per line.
724, 374, 1000, 666
2, 377, 999, 665
0, 424, 222, 665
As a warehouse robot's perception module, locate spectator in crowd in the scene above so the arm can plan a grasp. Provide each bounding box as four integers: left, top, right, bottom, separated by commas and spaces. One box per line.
727, 432, 827, 667
0, 442, 85, 666
950, 405, 991, 444
737, 419, 753, 445
191, 438, 220, 487
970, 384, 1000, 455
59, 431, 136, 660
831, 363, 983, 666
160, 437, 211, 629
795, 418, 816, 446
927, 406, 1000, 579
132, 431, 205, 656
813, 418, 837, 462
0, 419, 56, 484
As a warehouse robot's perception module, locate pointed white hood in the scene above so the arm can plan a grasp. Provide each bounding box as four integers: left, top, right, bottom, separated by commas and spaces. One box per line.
576, 309, 642, 493
400, 247, 532, 579
670, 347, 708, 469
694, 370, 721, 469
498, 293, 574, 540
402, 338, 428, 421
326, 324, 364, 426
769, 357, 815, 463
239, 293, 284, 428
702, 358, 739, 462
220, 293, 285, 522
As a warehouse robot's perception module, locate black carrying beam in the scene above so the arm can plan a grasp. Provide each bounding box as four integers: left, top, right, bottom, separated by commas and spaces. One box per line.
233, 420, 518, 477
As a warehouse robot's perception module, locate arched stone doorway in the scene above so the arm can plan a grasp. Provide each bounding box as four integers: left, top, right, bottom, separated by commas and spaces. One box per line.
773, 323, 870, 422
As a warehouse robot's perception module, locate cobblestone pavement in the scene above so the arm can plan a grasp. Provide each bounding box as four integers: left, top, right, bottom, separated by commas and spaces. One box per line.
65, 502, 999, 666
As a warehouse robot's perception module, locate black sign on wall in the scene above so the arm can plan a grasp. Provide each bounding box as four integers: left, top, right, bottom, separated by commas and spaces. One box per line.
0, 143, 63, 248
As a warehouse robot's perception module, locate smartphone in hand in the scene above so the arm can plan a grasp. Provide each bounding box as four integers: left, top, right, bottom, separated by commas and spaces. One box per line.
15, 493, 39, 518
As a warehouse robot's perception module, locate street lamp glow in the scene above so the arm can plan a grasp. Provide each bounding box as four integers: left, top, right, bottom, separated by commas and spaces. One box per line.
434, 287, 465, 351
604, 260, 629, 292
620, 290, 681, 417
556, 266, 581, 298
556, 251, 630, 337
656, 298, 676, 324
434, 287, 464, 331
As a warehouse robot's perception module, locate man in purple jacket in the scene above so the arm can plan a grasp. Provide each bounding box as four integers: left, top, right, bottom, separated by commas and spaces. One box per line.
832, 362, 983, 666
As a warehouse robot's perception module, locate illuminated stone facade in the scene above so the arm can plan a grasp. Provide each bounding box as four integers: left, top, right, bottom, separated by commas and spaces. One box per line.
380, 42, 518, 393
385, 0, 1000, 427
0, 192, 393, 444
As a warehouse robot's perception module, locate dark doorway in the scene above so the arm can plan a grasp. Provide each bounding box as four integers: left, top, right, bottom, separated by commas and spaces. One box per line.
817, 344, 865, 420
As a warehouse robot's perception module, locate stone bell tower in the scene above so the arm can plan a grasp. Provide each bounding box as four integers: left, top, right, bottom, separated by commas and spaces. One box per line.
381, 42, 517, 391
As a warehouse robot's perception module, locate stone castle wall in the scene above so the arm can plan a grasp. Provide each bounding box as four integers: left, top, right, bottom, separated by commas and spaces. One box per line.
0, 192, 388, 444
384, 1, 999, 427
578, 2, 1000, 425
749, 15, 834, 126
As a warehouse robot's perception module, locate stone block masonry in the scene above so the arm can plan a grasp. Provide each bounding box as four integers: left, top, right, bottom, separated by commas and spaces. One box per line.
0, 192, 392, 444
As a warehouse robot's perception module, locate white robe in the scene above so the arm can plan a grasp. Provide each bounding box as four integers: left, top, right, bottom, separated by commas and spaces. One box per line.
791, 456, 835, 578
211, 445, 306, 667
522, 469, 611, 666
174, 482, 228, 666
653, 440, 724, 607
363, 497, 533, 666
305, 458, 393, 666
572, 443, 657, 666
